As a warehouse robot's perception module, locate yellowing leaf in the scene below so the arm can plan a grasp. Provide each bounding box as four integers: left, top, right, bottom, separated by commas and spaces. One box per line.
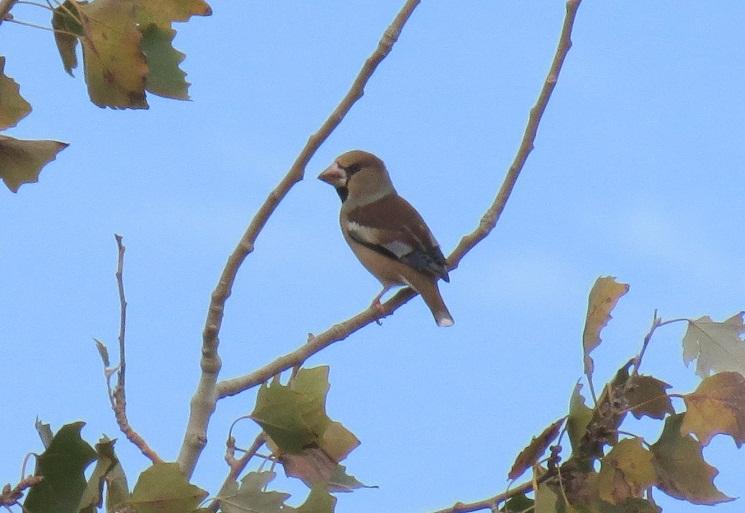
534, 483, 560, 513
133, 0, 212, 24
582, 277, 630, 378
0, 135, 68, 192
626, 375, 673, 420
0, 57, 31, 129
78, 0, 149, 109
682, 313, 745, 378
508, 418, 564, 481
682, 371, 745, 447
597, 438, 656, 505
128, 463, 207, 513
650, 414, 732, 505
321, 421, 360, 463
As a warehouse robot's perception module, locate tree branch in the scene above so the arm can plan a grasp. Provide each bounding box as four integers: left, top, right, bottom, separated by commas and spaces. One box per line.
429, 480, 534, 513
216, 0, 583, 400
0, 0, 17, 24
101, 235, 162, 464
177, 0, 422, 478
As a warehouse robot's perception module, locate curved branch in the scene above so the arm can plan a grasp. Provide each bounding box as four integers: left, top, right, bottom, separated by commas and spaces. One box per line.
217, 0, 583, 400
177, 0, 422, 478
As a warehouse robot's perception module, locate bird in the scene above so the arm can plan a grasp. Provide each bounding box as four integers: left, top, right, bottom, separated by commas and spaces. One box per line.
318, 150, 454, 327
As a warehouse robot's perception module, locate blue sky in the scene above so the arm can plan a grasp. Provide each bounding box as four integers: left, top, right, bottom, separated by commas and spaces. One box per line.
1, 2, 744, 512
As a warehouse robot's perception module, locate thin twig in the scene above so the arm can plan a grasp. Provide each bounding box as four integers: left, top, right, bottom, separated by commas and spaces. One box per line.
208, 433, 266, 512
0, 0, 17, 24
0, 476, 43, 507
429, 480, 533, 513
106, 235, 162, 464
633, 313, 689, 375
177, 0, 422, 478
216, 0, 583, 400
115, 234, 127, 396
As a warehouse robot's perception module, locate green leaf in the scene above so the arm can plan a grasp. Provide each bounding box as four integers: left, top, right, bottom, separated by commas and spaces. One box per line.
296, 486, 336, 513
23, 421, 97, 513
78, 437, 128, 513
127, 462, 207, 513
625, 375, 673, 420
0, 135, 68, 192
218, 471, 293, 513
251, 366, 356, 458
251, 378, 318, 453
51, 0, 84, 75
596, 498, 661, 513
682, 313, 745, 378
582, 276, 629, 379
502, 494, 534, 513
681, 371, 745, 447
0, 56, 31, 129
140, 24, 190, 100
597, 438, 655, 505
650, 414, 732, 505
567, 383, 593, 455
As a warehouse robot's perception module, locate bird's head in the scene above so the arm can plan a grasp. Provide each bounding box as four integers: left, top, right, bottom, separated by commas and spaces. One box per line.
318, 150, 395, 204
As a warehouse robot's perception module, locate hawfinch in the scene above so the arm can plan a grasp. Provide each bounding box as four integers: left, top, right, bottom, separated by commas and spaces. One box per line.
318, 150, 454, 327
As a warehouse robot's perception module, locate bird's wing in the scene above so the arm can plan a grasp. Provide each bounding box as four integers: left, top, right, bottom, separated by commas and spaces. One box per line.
346, 194, 450, 282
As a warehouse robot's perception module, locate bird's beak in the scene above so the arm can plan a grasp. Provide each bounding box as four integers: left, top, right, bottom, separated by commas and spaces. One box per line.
318, 162, 346, 187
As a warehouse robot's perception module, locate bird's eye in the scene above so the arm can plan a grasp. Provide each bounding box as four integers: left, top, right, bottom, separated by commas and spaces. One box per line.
346, 163, 361, 175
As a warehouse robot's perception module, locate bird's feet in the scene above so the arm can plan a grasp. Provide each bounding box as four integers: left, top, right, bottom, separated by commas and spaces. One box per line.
370, 298, 386, 326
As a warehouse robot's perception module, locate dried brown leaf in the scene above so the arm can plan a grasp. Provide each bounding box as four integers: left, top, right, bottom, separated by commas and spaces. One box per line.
508, 418, 564, 481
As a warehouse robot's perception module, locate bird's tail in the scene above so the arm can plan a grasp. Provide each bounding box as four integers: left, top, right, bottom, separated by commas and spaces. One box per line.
418, 280, 454, 327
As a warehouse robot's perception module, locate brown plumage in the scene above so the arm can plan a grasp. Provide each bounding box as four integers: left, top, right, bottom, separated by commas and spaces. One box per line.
318, 150, 454, 327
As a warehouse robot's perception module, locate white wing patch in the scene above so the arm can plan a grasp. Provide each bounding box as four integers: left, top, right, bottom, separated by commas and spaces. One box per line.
347, 221, 414, 258
383, 239, 414, 258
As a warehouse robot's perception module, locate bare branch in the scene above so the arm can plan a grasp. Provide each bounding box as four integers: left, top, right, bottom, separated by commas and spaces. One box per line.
102, 235, 162, 464
216, 0, 583, 400
177, 0, 422, 478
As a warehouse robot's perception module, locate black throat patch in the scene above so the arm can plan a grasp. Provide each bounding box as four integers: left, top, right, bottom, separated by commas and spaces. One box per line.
335, 186, 348, 202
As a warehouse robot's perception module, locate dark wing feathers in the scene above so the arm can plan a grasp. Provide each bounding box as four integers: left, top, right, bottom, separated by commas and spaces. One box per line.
346, 195, 450, 281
